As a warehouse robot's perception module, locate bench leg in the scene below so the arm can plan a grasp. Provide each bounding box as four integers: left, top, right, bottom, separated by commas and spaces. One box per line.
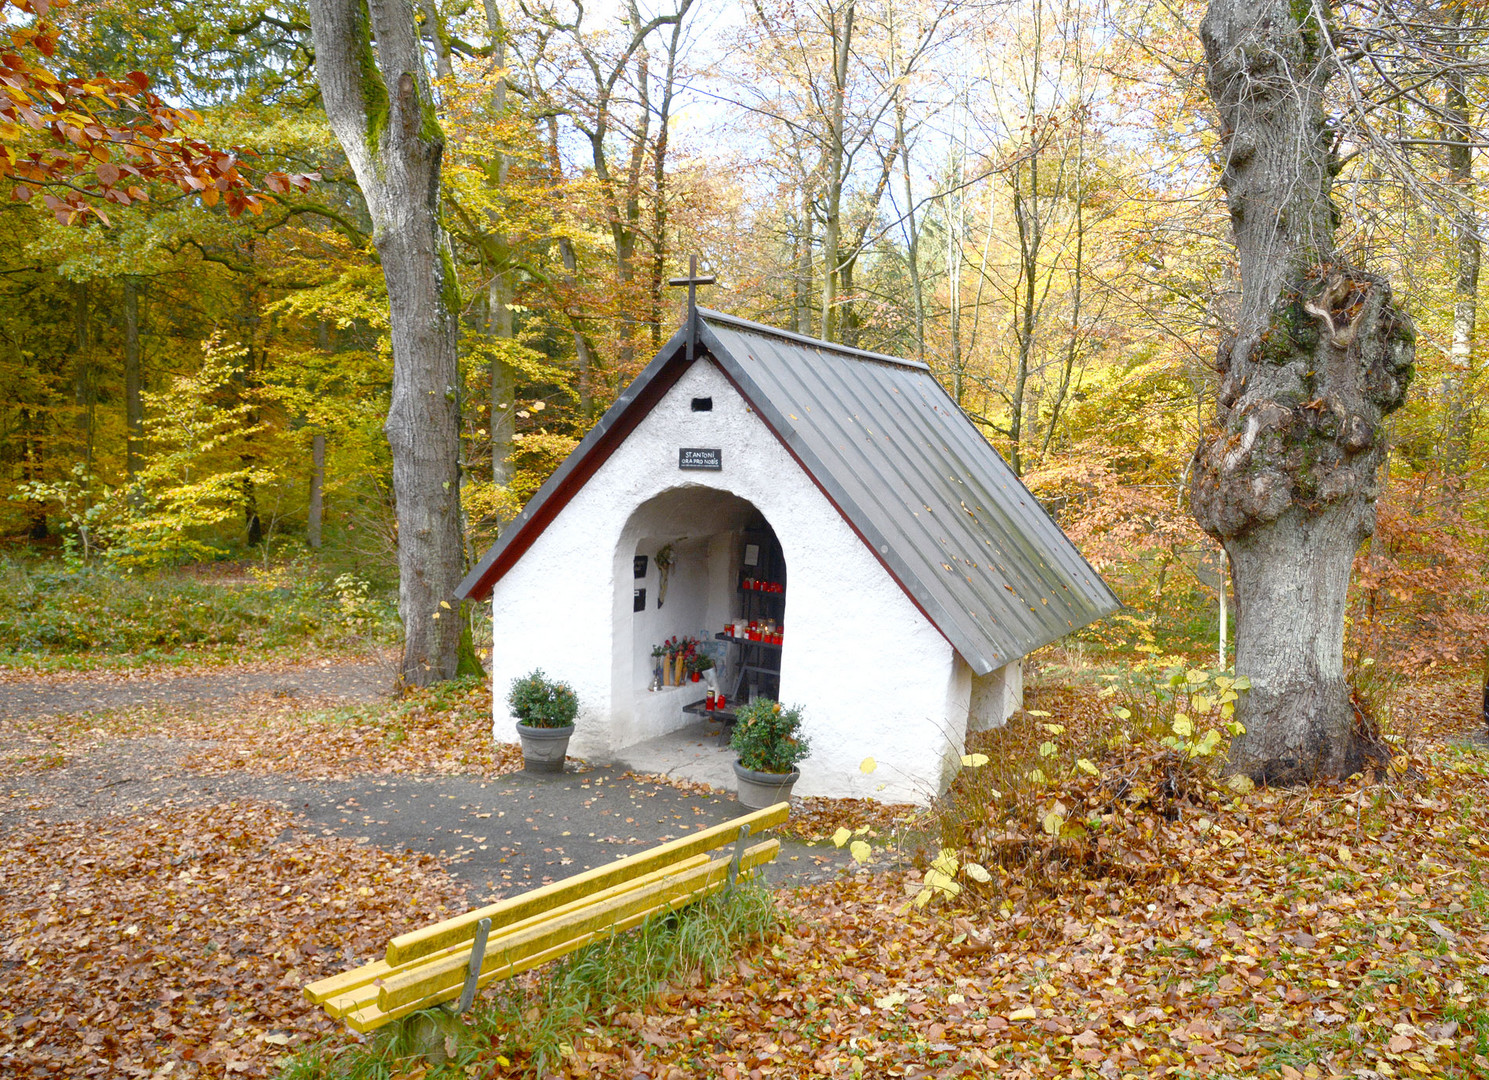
450, 917, 492, 1016
726, 824, 752, 890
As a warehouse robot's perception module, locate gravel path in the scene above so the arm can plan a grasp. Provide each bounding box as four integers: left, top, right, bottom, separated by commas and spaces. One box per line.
0, 658, 393, 720
0, 660, 859, 896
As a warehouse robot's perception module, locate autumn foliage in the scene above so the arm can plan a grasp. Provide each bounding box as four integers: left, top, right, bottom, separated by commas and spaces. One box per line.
0, 0, 313, 223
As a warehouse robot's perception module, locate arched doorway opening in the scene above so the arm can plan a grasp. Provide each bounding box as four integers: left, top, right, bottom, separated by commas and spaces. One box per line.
610, 486, 787, 751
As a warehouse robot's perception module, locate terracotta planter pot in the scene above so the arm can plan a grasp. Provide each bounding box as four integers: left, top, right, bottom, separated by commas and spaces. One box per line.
516, 722, 574, 774
733, 761, 800, 809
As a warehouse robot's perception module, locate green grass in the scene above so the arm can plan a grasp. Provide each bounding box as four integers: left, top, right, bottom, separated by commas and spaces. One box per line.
279, 883, 780, 1080
0, 555, 397, 669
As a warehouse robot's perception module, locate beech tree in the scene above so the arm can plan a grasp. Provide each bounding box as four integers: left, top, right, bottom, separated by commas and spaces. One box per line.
1191, 1, 1416, 783
306, 0, 466, 684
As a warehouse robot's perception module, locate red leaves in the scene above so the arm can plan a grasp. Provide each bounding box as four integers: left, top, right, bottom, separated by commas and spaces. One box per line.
0, 0, 317, 224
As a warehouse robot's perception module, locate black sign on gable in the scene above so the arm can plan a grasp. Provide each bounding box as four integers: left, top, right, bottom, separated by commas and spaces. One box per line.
679, 447, 722, 471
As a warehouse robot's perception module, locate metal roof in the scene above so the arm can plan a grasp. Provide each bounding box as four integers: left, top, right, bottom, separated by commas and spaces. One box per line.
456, 309, 1119, 675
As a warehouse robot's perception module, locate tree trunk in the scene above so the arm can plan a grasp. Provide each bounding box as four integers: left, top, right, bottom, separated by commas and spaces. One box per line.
1191, 0, 1416, 784
71, 282, 96, 474
647, 14, 684, 347
898, 119, 924, 362
819, 0, 853, 342
1443, 11, 1478, 487
482, 0, 516, 494
123, 276, 143, 484
308, 0, 465, 686
794, 179, 814, 336
308, 433, 325, 550
488, 279, 515, 490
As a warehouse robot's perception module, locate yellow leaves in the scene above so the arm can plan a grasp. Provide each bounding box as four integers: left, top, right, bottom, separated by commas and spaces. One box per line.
1337, 844, 1352, 864
1186, 669, 1209, 684
1038, 741, 1058, 758
914, 849, 963, 907
1041, 723, 1065, 735
1025, 768, 1047, 784
1008, 1006, 1037, 1021
960, 753, 988, 767
849, 840, 872, 864
1171, 713, 1194, 737
1113, 706, 1132, 721
962, 863, 990, 883
1026, 709, 1052, 717
831, 827, 852, 848
1076, 758, 1100, 776
1191, 728, 1223, 757
873, 990, 907, 1010
860, 757, 877, 773
1041, 801, 1067, 837
1227, 775, 1256, 794
1190, 694, 1212, 714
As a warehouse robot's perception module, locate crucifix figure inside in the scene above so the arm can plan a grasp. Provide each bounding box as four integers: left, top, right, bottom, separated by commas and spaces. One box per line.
667, 255, 717, 360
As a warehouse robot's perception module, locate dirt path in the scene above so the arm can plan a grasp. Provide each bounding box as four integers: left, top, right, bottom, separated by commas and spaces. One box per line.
0, 657, 392, 720
0, 659, 861, 895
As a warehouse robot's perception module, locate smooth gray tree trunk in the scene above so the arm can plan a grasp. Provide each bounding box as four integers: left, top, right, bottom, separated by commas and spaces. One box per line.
1190, 0, 1415, 783
1444, 11, 1479, 486
307, 0, 464, 685
481, 0, 516, 494
123, 276, 143, 484
308, 433, 325, 550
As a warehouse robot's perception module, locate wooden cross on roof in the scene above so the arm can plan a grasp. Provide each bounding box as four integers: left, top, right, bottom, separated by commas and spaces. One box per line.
667, 255, 716, 361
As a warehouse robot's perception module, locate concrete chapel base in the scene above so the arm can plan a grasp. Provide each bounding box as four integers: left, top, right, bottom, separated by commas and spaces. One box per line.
485, 359, 1008, 805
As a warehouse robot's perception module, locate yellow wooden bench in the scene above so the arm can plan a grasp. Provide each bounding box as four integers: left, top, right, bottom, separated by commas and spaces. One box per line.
303, 802, 788, 1033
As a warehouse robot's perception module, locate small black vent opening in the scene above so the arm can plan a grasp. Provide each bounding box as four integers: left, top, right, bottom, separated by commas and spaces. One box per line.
690, 396, 713, 412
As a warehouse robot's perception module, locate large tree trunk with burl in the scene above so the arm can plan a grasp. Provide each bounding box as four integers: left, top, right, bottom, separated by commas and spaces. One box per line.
1192, 1, 1414, 784
307, 0, 464, 685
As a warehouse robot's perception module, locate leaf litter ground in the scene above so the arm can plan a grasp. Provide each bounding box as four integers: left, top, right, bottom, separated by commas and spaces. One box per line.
1, 666, 1486, 1079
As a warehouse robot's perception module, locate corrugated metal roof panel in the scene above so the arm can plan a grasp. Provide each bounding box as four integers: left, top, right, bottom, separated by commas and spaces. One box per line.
699, 312, 1119, 674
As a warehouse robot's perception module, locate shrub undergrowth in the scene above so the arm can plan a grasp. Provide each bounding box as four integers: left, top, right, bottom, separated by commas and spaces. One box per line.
921, 657, 1267, 930
0, 556, 397, 669
279, 883, 780, 1080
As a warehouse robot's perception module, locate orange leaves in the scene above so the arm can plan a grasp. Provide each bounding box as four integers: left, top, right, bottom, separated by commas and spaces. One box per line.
0, 804, 467, 1080
0, 0, 316, 224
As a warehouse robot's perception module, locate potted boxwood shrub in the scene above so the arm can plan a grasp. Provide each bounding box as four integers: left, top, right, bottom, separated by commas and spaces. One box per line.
508, 669, 578, 774
730, 698, 811, 808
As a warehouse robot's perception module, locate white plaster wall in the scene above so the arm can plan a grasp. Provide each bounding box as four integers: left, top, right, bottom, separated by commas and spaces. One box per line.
968, 660, 1025, 732
487, 359, 970, 803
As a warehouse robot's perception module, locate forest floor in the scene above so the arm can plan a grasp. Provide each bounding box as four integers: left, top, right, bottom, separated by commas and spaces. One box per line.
1, 659, 1487, 1080
0, 657, 881, 1079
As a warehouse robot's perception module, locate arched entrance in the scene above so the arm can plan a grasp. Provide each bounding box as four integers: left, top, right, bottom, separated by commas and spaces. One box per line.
609, 485, 787, 751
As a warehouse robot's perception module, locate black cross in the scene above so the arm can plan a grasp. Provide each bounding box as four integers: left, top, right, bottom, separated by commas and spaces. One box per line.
667, 254, 716, 360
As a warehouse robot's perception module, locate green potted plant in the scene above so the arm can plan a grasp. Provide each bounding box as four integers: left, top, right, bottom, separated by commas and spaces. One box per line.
730, 698, 811, 808
508, 669, 579, 774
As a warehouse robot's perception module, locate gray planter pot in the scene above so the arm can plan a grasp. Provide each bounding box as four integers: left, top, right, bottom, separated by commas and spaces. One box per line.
516, 722, 574, 774
732, 761, 800, 809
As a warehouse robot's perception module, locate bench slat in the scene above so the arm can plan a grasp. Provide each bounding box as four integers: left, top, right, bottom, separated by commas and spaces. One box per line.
311, 853, 714, 1016
385, 802, 789, 966
345, 851, 776, 1032
377, 839, 780, 1013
